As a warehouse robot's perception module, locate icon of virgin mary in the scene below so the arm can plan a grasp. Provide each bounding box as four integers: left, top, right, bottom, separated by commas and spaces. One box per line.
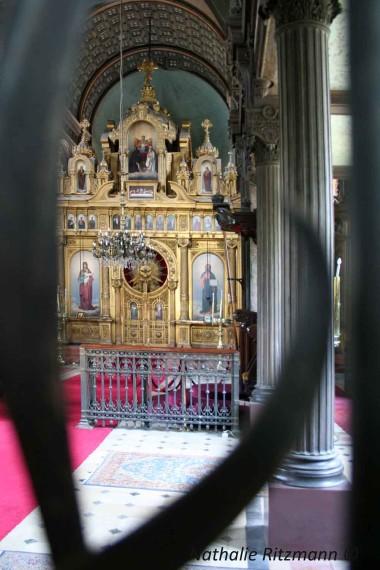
78, 261, 95, 311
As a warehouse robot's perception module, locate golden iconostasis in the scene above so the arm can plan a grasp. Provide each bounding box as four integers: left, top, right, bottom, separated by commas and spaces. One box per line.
57, 82, 241, 349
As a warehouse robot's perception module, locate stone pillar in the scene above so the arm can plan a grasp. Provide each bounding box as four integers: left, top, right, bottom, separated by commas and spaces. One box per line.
112, 277, 122, 344
178, 238, 190, 320
101, 265, 111, 318
252, 139, 282, 403
266, 0, 343, 486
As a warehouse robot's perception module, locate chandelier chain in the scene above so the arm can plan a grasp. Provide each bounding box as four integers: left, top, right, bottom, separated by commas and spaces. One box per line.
92, 0, 154, 269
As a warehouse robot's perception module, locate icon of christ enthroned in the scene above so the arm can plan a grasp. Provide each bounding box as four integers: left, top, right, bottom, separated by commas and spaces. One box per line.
128, 135, 157, 179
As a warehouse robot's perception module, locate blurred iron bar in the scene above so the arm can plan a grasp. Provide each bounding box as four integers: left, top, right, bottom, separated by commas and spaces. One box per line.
350, 0, 380, 566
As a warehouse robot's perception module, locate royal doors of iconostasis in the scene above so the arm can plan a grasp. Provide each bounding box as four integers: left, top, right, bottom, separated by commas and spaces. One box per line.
63, 238, 176, 347
120, 240, 177, 347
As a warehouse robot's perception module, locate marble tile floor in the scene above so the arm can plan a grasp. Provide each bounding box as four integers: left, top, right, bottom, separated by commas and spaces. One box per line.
0, 425, 352, 570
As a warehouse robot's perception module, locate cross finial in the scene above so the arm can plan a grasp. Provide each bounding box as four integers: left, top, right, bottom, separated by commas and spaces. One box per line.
79, 119, 91, 144
201, 119, 213, 136
80, 118, 91, 132
138, 59, 158, 82
196, 118, 219, 158
138, 59, 159, 103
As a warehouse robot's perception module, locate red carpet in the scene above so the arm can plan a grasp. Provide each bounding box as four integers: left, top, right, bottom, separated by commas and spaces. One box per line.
335, 394, 352, 435
0, 374, 110, 540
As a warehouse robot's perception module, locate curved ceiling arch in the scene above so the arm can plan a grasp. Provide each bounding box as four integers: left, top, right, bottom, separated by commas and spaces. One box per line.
79, 47, 229, 121
69, 0, 229, 120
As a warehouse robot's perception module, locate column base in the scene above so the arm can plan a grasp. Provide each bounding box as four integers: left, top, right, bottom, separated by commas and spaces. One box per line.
251, 385, 275, 403
77, 417, 94, 430
268, 480, 350, 559
274, 451, 345, 488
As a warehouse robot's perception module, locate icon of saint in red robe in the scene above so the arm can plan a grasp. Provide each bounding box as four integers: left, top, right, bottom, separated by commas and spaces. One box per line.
78, 261, 95, 310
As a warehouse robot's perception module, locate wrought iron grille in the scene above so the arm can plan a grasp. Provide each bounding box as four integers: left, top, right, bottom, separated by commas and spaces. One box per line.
0, 1, 336, 568
0, 0, 377, 568
79, 347, 239, 430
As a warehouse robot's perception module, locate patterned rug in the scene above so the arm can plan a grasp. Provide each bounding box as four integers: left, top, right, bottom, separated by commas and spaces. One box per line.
85, 451, 221, 492
0, 551, 52, 569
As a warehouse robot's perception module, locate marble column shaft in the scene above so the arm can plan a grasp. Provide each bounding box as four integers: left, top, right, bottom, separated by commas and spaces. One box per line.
253, 141, 282, 402
272, 1, 343, 486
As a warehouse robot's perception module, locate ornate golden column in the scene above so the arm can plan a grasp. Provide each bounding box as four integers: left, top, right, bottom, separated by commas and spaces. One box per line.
168, 279, 178, 347
57, 231, 66, 306
226, 237, 238, 317
142, 282, 149, 346
158, 150, 166, 189
178, 237, 191, 320
112, 276, 123, 344
101, 265, 111, 318
57, 231, 67, 349
100, 264, 112, 343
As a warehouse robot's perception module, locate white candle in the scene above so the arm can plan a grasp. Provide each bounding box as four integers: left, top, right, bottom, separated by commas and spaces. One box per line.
211, 291, 215, 322
219, 296, 223, 320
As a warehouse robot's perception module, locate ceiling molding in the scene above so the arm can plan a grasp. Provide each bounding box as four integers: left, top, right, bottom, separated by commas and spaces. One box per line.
69, 0, 228, 118
92, 0, 225, 35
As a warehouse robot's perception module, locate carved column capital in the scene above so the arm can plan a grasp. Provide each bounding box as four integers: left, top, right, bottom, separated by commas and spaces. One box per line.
226, 237, 239, 250
248, 104, 280, 146
168, 279, 178, 291
177, 237, 191, 249
260, 0, 342, 28
111, 278, 122, 289
254, 139, 280, 165
253, 78, 274, 100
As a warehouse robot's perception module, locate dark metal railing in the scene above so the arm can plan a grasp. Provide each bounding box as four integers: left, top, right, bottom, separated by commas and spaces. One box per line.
350, 0, 380, 566
79, 346, 239, 430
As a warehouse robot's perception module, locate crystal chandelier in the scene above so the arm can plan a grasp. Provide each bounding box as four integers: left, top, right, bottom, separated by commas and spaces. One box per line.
93, 231, 155, 269
93, 189, 155, 268
92, 0, 153, 269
